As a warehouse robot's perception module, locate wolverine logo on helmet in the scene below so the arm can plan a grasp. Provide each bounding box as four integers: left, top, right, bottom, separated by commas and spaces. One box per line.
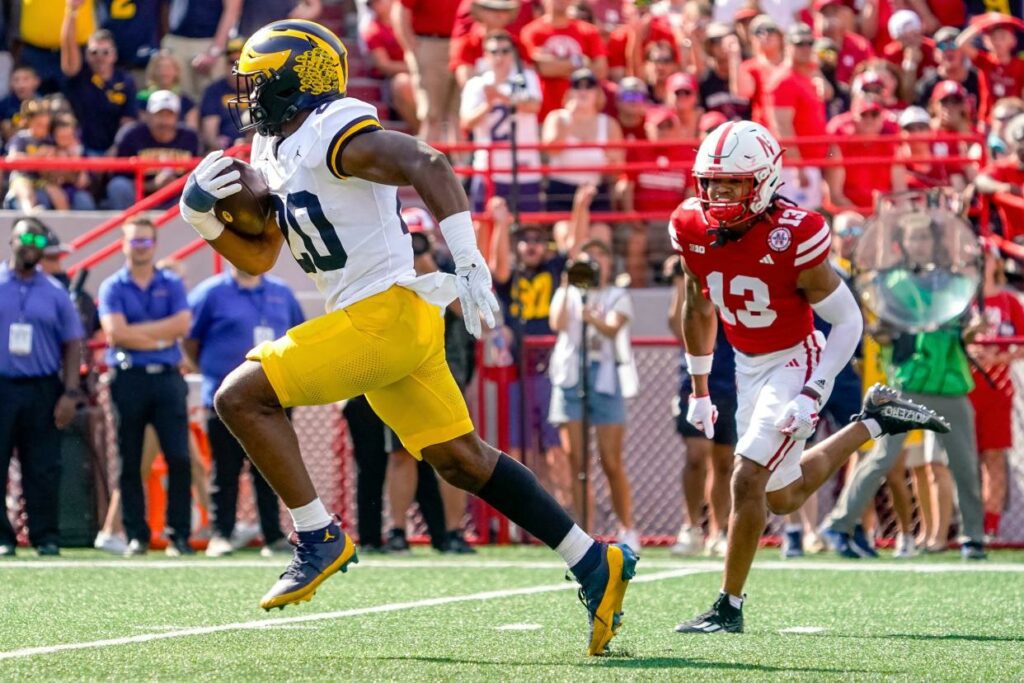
229, 20, 349, 136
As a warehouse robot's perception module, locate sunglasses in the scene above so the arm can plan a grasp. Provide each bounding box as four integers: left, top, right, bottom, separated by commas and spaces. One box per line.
940, 96, 965, 106
838, 225, 864, 238
571, 80, 597, 90
518, 234, 546, 245
674, 88, 694, 97
619, 91, 647, 103
649, 56, 676, 64
903, 123, 930, 132
17, 233, 48, 248
129, 237, 155, 248
936, 40, 958, 52
859, 109, 881, 118
88, 48, 113, 56
862, 84, 885, 93
754, 28, 780, 36
486, 47, 514, 55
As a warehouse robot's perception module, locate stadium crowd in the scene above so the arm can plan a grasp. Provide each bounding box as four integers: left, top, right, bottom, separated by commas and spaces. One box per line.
1, 0, 1024, 559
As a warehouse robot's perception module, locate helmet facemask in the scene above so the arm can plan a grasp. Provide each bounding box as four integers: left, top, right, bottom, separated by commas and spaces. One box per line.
229, 68, 301, 137
695, 172, 761, 228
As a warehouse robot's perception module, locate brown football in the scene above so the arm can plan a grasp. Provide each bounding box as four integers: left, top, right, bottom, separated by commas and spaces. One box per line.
213, 158, 272, 237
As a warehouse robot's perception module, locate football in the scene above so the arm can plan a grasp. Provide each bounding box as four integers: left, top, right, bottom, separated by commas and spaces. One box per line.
213, 158, 272, 237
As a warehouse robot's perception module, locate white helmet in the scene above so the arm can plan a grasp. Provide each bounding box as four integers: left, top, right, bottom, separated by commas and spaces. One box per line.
693, 120, 784, 226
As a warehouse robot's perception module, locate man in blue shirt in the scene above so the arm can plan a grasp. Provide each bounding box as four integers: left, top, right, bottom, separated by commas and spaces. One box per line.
0, 217, 84, 557
60, 23, 138, 156
98, 217, 193, 556
183, 267, 304, 557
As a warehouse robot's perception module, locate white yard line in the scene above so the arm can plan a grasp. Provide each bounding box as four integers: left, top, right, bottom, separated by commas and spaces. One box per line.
0, 568, 705, 661
2, 558, 1023, 572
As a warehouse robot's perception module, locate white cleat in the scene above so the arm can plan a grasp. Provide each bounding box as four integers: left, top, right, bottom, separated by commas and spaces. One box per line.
205, 536, 234, 557
93, 532, 128, 555
671, 526, 705, 557
893, 532, 917, 559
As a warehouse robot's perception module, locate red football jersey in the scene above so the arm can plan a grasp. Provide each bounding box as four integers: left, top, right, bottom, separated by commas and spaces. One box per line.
669, 198, 831, 355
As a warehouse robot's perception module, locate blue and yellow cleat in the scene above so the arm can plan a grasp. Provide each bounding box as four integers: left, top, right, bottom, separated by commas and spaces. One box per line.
259, 518, 358, 611
577, 543, 639, 656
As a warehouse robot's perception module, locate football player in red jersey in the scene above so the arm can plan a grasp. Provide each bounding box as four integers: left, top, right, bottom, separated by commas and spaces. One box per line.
670, 120, 950, 633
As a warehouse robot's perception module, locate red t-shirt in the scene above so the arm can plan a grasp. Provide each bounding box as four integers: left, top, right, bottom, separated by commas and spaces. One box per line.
362, 20, 404, 69
739, 57, 780, 127
835, 32, 875, 85
882, 37, 937, 79
971, 290, 1024, 400
448, 24, 525, 74
825, 111, 901, 208
669, 198, 830, 355
633, 142, 696, 214
929, 1, 966, 29
451, 0, 536, 40
401, 0, 460, 37
902, 138, 973, 190
606, 18, 678, 71
767, 68, 828, 161
983, 157, 1024, 241
520, 18, 607, 119
973, 51, 1024, 120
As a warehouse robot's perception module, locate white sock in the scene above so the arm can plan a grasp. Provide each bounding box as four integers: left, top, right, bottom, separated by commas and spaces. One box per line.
289, 498, 331, 532
862, 418, 882, 439
723, 592, 744, 609
555, 524, 595, 568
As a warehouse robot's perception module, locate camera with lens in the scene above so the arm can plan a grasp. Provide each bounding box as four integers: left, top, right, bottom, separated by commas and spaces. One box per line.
567, 255, 600, 289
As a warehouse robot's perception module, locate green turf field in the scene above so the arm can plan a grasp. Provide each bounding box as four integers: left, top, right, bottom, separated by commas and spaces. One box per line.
2, 546, 1023, 681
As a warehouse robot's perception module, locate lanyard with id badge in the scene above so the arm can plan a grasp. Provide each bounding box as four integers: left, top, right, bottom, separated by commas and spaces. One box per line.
9, 279, 36, 356
245, 286, 277, 346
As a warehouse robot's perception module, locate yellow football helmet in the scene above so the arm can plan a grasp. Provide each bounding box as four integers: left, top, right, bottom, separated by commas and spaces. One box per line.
229, 20, 349, 136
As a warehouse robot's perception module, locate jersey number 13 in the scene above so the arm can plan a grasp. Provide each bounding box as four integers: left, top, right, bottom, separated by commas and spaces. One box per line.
706, 272, 777, 328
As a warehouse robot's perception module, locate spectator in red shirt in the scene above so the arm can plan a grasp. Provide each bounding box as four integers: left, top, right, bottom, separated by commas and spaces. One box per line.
826, 96, 906, 210
882, 9, 937, 104
632, 106, 693, 214
767, 22, 847, 210
450, 0, 524, 87
664, 71, 700, 139
737, 15, 784, 126
392, 0, 461, 143
914, 27, 988, 124
520, 0, 608, 120
362, 0, 418, 134
606, 1, 679, 82
957, 17, 1024, 121
641, 40, 678, 104
975, 114, 1024, 242
615, 75, 649, 142
812, 0, 874, 86
900, 82, 978, 192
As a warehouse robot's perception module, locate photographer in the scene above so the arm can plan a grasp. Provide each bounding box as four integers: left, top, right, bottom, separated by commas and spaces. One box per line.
548, 238, 639, 552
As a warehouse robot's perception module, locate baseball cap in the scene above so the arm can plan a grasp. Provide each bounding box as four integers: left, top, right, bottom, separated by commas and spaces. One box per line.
931, 79, 968, 103
401, 206, 436, 233
146, 89, 181, 114
749, 15, 780, 35
887, 9, 922, 39
570, 67, 598, 88
705, 22, 733, 41
699, 110, 728, 134
933, 26, 961, 47
898, 105, 930, 128
645, 106, 679, 128
787, 22, 815, 44
618, 76, 647, 94
666, 71, 697, 94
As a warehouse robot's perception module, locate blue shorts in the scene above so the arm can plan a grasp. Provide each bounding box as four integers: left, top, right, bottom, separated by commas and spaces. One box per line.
470, 176, 543, 214
507, 374, 561, 450
548, 363, 626, 426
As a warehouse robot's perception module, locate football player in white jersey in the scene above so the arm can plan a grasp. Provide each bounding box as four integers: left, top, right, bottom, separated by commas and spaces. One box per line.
178, 20, 636, 656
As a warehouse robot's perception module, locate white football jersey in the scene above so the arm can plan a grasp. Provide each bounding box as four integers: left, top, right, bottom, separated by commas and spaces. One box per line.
250, 97, 416, 312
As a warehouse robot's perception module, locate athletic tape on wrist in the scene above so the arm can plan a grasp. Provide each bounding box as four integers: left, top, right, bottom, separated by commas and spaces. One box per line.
685, 353, 713, 376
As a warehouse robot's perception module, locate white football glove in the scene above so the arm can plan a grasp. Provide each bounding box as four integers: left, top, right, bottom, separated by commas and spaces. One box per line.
774, 392, 820, 440
179, 151, 243, 239
454, 255, 500, 339
686, 394, 718, 439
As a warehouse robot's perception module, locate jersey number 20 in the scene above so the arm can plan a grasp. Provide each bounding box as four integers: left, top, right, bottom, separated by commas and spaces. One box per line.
272, 192, 348, 273
706, 272, 777, 328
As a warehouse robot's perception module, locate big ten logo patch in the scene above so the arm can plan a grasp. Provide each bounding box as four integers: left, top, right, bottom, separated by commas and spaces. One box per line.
511, 271, 555, 320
